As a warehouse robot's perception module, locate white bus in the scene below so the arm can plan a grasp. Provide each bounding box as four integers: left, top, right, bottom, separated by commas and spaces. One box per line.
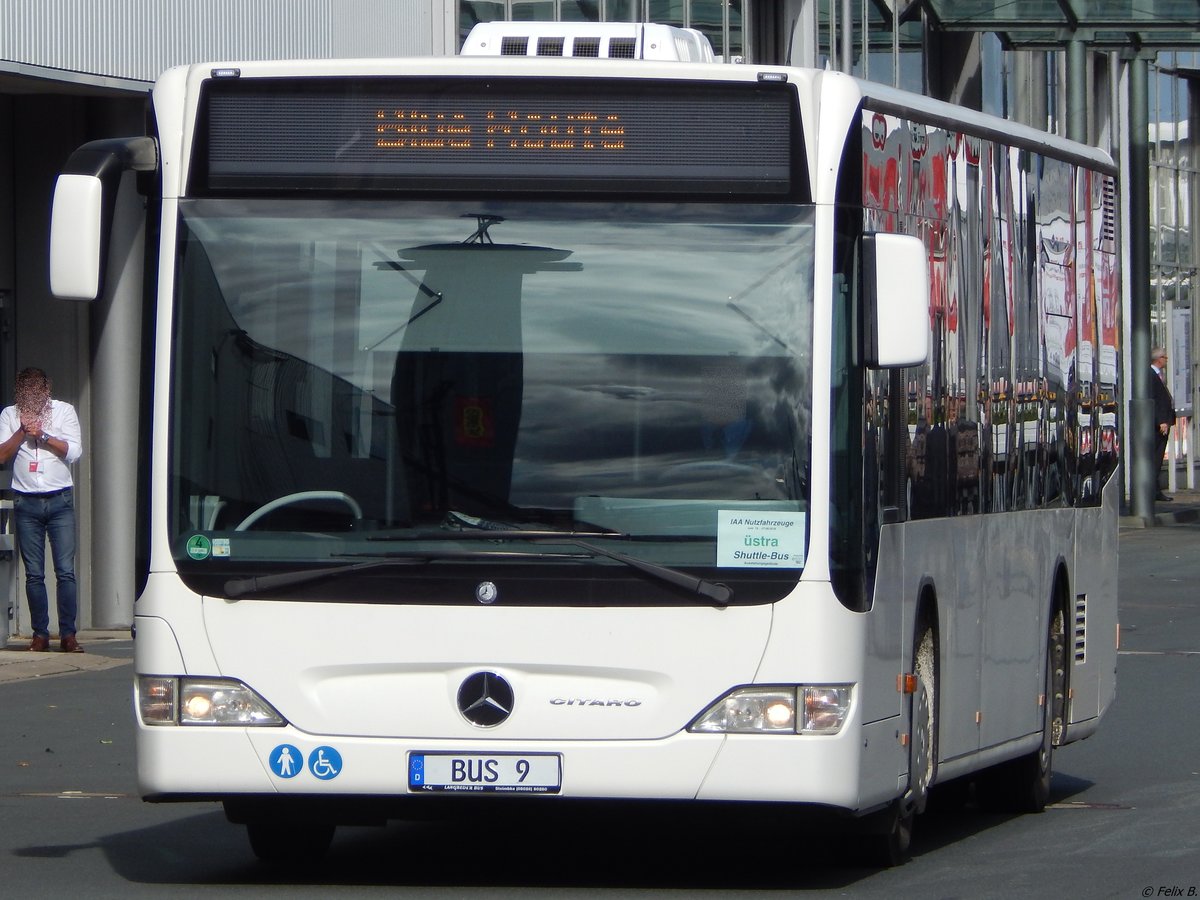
49, 23, 1119, 866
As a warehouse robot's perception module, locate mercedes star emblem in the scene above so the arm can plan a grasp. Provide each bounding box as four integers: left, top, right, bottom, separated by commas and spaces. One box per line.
457, 671, 514, 727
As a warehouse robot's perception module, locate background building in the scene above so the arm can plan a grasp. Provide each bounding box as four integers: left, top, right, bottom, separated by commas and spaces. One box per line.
1, 0, 1197, 641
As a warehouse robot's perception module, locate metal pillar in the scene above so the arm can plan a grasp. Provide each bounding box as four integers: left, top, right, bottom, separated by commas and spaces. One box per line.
1128, 56, 1157, 521
841, 0, 852, 73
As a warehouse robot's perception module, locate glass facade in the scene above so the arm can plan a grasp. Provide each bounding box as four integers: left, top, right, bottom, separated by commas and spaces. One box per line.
814, 0, 926, 92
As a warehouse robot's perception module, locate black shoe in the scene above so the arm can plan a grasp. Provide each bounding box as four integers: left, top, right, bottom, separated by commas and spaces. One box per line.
1156, 493, 1173, 502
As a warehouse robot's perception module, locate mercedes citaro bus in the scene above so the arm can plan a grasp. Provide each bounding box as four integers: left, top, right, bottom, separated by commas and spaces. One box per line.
48, 21, 1118, 865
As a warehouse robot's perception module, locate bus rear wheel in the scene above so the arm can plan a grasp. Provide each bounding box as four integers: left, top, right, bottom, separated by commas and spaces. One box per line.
976, 607, 1065, 813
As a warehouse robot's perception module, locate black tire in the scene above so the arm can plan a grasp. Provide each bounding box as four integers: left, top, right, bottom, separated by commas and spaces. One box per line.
859, 801, 913, 868
909, 626, 938, 816
859, 623, 936, 867
246, 822, 336, 863
976, 607, 1065, 813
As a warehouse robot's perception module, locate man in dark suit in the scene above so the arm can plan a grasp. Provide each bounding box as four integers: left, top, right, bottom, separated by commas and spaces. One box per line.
1151, 347, 1176, 501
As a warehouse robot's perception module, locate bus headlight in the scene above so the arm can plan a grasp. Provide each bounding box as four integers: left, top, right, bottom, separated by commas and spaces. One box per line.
137, 676, 285, 726
689, 685, 853, 735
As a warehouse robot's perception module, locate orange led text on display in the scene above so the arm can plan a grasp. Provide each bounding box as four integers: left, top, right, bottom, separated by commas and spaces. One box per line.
374, 108, 626, 151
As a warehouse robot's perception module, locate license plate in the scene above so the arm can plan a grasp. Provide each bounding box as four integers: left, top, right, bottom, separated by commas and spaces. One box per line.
408, 752, 561, 793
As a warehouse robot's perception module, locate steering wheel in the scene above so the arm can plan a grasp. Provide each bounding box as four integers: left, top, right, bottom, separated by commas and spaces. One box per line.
234, 491, 364, 531
660, 460, 760, 480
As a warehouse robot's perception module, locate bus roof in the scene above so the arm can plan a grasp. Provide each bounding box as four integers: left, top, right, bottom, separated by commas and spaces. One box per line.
857, 78, 1116, 175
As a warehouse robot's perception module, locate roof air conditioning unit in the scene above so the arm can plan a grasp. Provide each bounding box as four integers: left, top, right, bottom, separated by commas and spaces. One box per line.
461, 22, 716, 62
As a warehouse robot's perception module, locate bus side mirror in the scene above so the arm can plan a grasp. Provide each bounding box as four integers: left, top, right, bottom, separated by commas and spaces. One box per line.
862, 232, 929, 368
47, 136, 157, 302
49, 174, 105, 301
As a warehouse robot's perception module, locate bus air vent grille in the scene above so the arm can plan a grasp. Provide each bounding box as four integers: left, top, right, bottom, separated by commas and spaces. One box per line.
1101, 177, 1117, 250
609, 37, 637, 58
501, 36, 530, 55
1073, 595, 1087, 663
573, 37, 601, 57
537, 37, 564, 56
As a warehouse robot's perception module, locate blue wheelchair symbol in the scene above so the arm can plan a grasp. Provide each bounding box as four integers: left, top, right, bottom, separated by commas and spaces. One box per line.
308, 746, 342, 780
269, 744, 302, 779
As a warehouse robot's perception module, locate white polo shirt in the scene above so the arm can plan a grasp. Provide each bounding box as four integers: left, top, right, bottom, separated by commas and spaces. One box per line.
0, 399, 84, 493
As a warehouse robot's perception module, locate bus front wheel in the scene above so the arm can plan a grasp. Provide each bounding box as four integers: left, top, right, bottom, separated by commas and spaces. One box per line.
246, 822, 336, 863
860, 622, 936, 867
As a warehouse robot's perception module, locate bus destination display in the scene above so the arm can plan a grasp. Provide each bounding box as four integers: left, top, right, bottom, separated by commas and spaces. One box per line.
374, 106, 628, 153
197, 77, 797, 195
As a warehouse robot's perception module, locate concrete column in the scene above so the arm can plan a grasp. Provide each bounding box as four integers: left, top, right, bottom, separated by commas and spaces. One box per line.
788, 0, 818, 68
89, 171, 143, 625
923, 29, 982, 109
1066, 40, 1087, 144
1014, 50, 1049, 131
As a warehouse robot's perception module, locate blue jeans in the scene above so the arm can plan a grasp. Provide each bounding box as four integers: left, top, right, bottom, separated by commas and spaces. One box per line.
14, 489, 78, 639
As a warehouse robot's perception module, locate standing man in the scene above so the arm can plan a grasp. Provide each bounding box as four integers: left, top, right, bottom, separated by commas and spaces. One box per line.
0, 368, 84, 651
1151, 347, 1176, 502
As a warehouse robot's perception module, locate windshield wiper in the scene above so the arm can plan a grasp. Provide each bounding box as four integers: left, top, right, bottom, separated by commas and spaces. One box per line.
369, 532, 724, 609
368, 528, 630, 541
224, 558, 427, 598
368, 509, 708, 543
369, 528, 731, 606
563, 538, 732, 607
223, 548, 593, 598
223, 542, 731, 606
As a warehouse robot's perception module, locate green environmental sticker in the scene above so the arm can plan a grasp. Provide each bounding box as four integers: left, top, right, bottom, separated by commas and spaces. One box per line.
186, 535, 212, 560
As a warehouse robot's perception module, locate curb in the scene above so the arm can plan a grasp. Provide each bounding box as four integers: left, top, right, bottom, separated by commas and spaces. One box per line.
0, 646, 131, 684
2, 629, 132, 649
0, 630, 133, 684
1119, 498, 1200, 529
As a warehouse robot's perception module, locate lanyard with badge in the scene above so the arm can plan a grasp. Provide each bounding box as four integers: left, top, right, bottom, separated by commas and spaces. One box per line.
28, 430, 47, 473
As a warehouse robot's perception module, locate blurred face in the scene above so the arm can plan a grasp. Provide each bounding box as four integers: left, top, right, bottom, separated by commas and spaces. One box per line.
15, 371, 52, 425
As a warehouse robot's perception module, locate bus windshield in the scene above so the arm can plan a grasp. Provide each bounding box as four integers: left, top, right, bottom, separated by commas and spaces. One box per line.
170, 200, 815, 603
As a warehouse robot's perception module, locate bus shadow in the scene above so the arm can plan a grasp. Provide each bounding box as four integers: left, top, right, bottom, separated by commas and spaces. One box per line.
905, 771, 1095, 862
78, 773, 1094, 891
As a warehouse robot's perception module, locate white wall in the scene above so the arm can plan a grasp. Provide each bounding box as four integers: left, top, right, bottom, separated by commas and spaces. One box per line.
0, 0, 454, 85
